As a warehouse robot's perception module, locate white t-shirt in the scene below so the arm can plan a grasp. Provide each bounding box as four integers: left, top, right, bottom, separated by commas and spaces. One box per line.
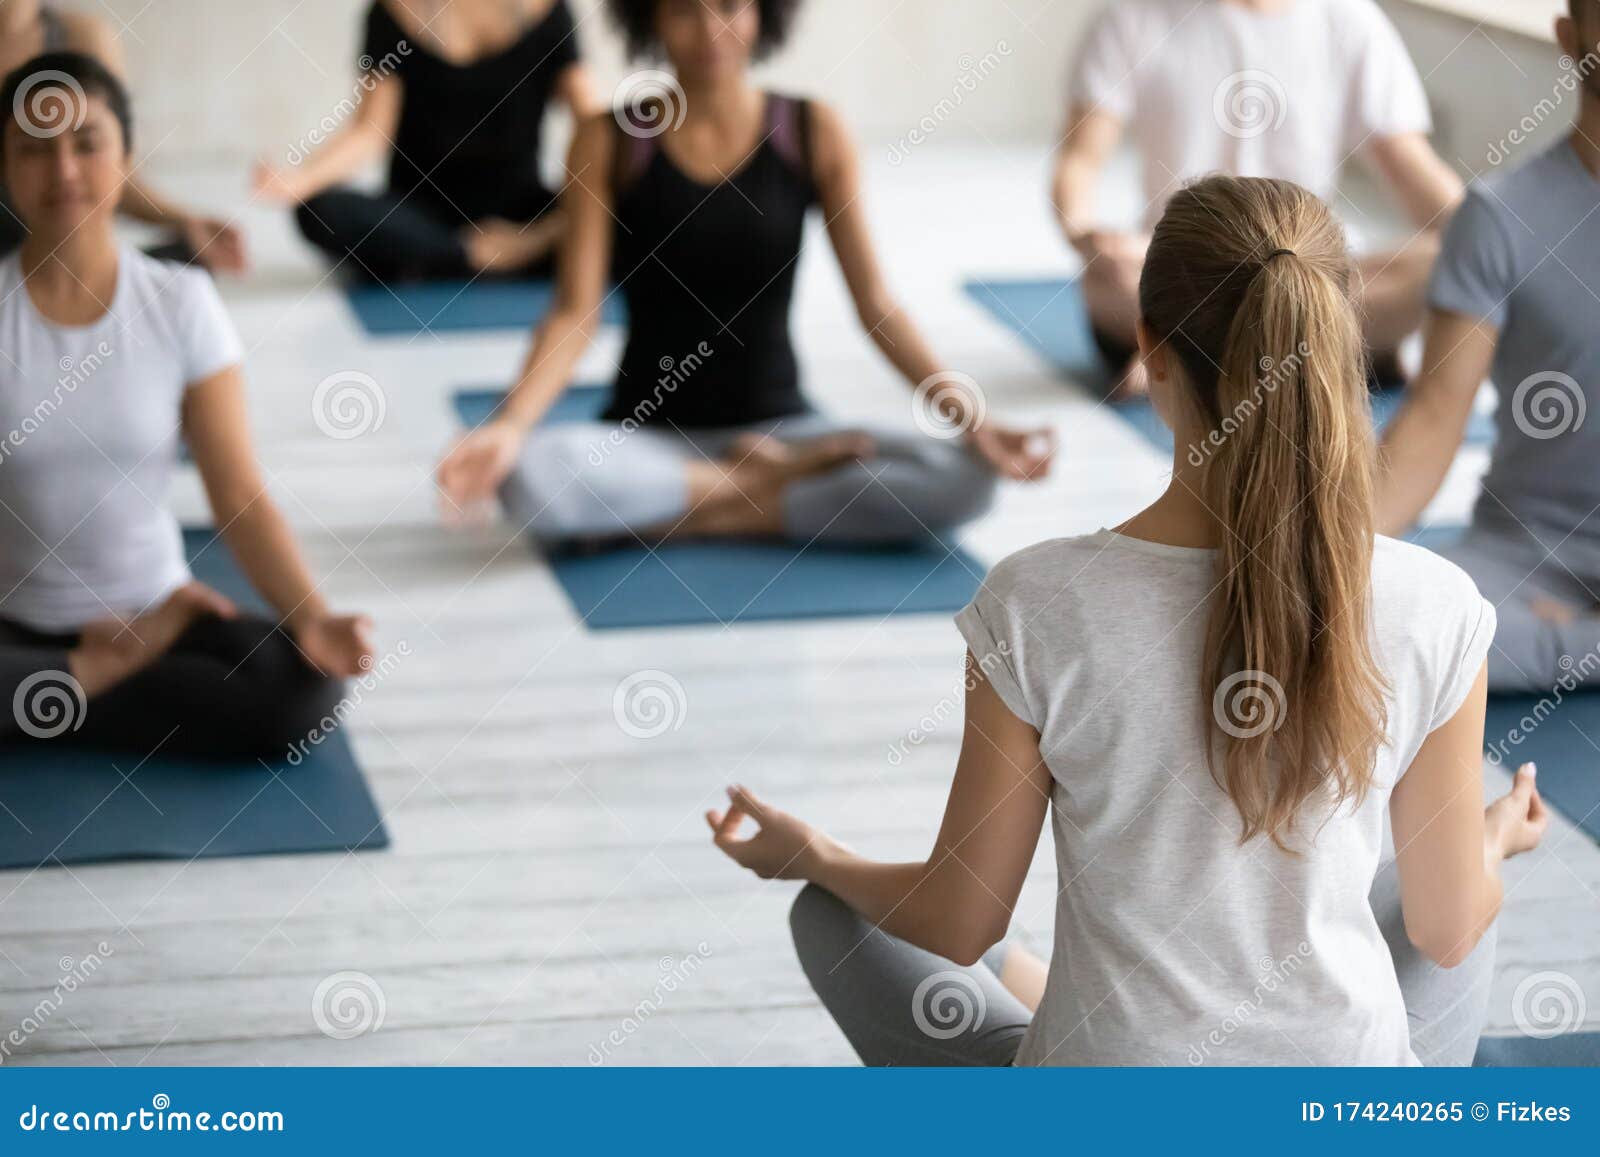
0, 248, 243, 632
1071, 0, 1432, 228
956, 531, 1494, 1066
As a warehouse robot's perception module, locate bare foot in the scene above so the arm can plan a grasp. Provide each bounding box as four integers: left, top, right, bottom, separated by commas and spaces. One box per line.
1529, 596, 1579, 627
726, 431, 875, 488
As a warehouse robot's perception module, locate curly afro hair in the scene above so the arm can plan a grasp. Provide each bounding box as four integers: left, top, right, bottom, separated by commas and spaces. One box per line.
605, 0, 805, 61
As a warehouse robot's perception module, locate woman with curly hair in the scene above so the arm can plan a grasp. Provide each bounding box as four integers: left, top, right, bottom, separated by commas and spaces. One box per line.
437, 0, 1055, 547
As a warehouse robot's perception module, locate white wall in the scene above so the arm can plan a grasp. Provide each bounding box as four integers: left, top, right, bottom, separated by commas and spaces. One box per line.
72, 0, 1098, 172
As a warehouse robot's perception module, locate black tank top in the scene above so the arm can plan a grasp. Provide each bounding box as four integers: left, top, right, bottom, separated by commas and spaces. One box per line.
605, 93, 817, 429
362, 0, 579, 222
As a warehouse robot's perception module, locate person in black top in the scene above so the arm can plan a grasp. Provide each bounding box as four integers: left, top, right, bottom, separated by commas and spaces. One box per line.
254, 0, 598, 283
436, 0, 1056, 546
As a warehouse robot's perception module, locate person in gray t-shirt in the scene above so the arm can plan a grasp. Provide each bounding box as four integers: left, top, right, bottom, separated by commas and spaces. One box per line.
1378, 6, 1600, 691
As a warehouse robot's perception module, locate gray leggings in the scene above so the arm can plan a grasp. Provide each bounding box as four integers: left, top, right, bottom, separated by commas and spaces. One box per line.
790, 863, 1496, 1066
498, 414, 998, 545
1440, 520, 1600, 692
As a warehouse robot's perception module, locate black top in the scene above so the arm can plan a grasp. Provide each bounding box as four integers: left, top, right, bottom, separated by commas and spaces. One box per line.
605, 93, 818, 429
363, 0, 579, 222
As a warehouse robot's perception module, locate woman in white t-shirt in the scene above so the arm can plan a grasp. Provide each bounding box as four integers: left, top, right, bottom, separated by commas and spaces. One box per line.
712, 175, 1549, 1066
1051, 0, 1464, 397
0, 54, 374, 757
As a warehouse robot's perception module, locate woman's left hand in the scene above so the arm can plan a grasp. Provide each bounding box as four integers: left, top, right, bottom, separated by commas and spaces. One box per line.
180, 215, 250, 275
968, 421, 1057, 481
707, 785, 831, 881
292, 612, 377, 678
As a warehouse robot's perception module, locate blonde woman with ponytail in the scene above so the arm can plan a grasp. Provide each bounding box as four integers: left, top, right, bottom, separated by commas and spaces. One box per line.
711, 175, 1550, 1067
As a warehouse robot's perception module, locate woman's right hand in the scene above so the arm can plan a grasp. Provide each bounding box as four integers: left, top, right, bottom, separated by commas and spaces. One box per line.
1484, 763, 1550, 864
437, 420, 525, 524
71, 582, 238, 697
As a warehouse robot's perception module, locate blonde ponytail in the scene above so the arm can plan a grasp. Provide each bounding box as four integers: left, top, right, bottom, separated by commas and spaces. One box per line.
1140, 176, 1388, 849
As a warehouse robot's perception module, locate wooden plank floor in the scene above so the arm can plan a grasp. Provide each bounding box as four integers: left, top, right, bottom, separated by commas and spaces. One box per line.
1, 149, 1594, 1066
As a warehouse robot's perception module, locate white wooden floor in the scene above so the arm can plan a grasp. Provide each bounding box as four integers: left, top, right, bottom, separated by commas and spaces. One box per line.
1, 147, 1595, 1066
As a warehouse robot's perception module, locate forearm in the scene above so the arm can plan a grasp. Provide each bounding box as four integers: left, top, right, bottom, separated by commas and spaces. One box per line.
808, 839, 997, 963
283, 125, 388, 202
1052, 150, 1102, 251
1375, 388, 1472, 534
119, 176, 188, 227
499, 310, 597, 432
216, 497, 329, 628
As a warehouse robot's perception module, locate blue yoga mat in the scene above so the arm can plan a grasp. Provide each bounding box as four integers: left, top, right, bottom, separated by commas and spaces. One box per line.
0, 530, 389, 869
345, 279, 626, 336
1484, 689, 1600, 843
451, 386, 987, 629
963, 276, 1496, 453
1475, 1032, 1600, 1066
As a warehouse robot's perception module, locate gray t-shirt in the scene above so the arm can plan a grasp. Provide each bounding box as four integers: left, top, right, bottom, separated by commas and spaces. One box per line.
1429, 139, 1600, 548
956, 530, 1494, 1066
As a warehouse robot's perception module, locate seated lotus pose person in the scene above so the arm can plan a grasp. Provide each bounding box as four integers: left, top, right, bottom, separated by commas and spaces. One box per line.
0, 55, 373, 758
436, 0, 1054, 544
0, 0, 247, 272
254, 0, 599, 283
1378, 3, 1600, 693
1054, 0, 1462, 396
713, 176, 1550, 1066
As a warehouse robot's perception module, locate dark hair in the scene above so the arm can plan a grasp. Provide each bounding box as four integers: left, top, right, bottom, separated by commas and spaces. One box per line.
1, 52, 133, 157
604, 0, 804, 61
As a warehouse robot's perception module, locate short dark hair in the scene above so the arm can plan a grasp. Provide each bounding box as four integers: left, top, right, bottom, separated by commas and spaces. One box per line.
1, 52, 133, 158
604, 0, 804, 61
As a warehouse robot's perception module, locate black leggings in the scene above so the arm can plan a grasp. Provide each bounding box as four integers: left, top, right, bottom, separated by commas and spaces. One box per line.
0, 614, 343, 760
294, 186, 558, 284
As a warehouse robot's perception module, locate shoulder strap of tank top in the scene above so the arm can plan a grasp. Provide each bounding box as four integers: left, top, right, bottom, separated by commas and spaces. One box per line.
612, 101, 664, 198
767, 93, 816, 192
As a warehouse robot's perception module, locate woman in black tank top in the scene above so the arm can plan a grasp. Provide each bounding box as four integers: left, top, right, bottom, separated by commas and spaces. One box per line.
253, 0, 599, 284
436, 0, 1056, 547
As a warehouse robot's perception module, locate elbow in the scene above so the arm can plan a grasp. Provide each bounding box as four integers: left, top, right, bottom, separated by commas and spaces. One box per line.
854, 292, 898, 335
936, 914, 1010, 968
1406, 911, 1494, 969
